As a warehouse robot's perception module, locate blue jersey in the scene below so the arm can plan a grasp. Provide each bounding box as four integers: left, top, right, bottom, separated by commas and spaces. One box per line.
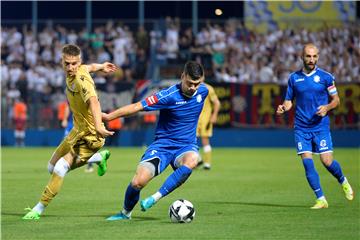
141, 83, 208, 145
285, 67, 337, 132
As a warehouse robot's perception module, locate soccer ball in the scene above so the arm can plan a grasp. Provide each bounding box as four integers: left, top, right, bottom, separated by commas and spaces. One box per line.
169, 199, 195, 223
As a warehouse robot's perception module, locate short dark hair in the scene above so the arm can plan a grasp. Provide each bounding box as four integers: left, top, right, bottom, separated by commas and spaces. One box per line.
183, 61, 204, 80
62, 44, 81, 56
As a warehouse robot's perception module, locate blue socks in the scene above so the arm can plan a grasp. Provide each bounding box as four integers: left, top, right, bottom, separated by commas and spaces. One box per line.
325, 160, 345, 184
302, 158, 324, 199
159, 165, 192, 197
123, 183, 140, 212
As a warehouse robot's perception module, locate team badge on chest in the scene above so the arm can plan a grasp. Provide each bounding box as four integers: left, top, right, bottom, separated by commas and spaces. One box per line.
313, 75, 320, 83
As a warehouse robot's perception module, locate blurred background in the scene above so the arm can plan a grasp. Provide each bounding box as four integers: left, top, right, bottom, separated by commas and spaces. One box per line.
1, 1, 359, 147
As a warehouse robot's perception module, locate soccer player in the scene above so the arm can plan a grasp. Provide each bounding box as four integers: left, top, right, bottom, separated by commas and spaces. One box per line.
104, 61, 208, 220
13, 97, 27, 147
276, 43, 354, 209
23, 44, 117, 220
196, 83, 220, 170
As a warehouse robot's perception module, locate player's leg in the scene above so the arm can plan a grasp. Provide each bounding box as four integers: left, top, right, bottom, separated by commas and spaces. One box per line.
19, 130, 25, 146
316, 131, 354, 200
82, 134, 109, 176
84, 163, 94, 173
87, 149, 110, 176
196, 123, 204, 167
14, 129, 21, 147
107, 163, 154, 220
300, 152, 328, 209
201, 136, 212, 170
140, 146, 198, 212
23, 150, 75, 220
107, 146, 164, 220
295, 130, 327, 209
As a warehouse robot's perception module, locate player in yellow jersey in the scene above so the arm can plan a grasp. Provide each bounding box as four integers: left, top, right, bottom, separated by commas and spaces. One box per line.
196, 83, 220, 170
23, 44, 117, 220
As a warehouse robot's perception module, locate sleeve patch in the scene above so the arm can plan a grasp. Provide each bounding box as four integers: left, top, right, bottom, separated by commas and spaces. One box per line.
145, 95, 159, 106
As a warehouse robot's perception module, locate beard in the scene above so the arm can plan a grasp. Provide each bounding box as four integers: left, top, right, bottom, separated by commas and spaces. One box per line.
303, 61, 316, 72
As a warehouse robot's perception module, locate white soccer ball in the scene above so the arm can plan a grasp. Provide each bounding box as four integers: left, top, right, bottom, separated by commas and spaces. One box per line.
169, 199, 195, 223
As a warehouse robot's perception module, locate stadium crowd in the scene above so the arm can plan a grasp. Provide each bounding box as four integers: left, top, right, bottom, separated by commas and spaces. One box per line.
1, 18, 359, 129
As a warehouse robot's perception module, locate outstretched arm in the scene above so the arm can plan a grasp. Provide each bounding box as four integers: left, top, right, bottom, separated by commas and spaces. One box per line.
102, 102, 144, 122
86, 62, 118, 73
88, 96, 114, 137
276, 100, 293, 115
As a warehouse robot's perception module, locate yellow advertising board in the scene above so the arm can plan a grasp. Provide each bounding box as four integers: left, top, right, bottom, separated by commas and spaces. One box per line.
245, 1, 356, 33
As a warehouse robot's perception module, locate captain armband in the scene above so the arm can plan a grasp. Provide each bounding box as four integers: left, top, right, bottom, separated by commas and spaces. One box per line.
327, 85, 337, 95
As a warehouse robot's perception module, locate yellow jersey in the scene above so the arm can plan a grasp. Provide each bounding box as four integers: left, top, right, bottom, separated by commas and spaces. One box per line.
198, 83, 217, 125
65, 65, 98, 134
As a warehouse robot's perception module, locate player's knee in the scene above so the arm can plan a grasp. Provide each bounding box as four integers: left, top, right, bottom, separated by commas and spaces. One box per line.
53, 158, 70, 177
321, 158, 332, 167
320, 153, 333, 167
48, 162, 54, 174
182, 156, 198, 169
131, 179, 146, 190
203, 145, 212, 153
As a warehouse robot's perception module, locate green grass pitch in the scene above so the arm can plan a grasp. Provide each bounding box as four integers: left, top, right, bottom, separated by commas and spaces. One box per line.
2, 147, 359, 239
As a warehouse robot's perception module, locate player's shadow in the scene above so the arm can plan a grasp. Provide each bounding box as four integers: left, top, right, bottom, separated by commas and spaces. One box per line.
2, 212, 24, 217
131, 216, 159, 221
204, 201, 307, 208
2, 212, 160, 221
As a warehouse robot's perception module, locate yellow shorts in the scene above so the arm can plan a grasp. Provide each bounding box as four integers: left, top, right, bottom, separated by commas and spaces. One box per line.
196, 120, 213, 138
54, 128, 105, 162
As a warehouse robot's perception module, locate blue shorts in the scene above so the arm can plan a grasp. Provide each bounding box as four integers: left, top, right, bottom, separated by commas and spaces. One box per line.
294, 130, 333, 155
140, 141, 199, 176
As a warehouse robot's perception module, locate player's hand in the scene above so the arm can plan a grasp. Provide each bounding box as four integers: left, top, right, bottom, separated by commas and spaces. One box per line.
102, 112, 110, 122
276, 105, 286, 115
210, 115, 217, 124
316, 105, 328, 117
101, 62, 118, 73
96, 126, 114, 138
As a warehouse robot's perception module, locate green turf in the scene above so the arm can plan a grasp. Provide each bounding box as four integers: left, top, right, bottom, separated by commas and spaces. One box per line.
2, 147, 359, 239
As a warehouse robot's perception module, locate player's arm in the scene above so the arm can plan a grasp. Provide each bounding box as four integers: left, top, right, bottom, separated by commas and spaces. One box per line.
210, 96, 221, 124
88, 96, 114, 137
316, 94, 340, 117
276, 100, 292, 115
85, 62, 118, 74
102, 102, 144, 122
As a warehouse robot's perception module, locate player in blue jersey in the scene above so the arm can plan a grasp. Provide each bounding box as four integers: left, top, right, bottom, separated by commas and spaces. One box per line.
103, 61, 208, 220
276, 43, 354, 209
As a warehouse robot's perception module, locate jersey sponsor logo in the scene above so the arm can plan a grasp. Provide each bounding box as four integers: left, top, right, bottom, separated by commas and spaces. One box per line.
145, 95, 159, 106
313, 75, 320, 83
196, 94, 202, 103
176, 101, 187, 105
295, 78, 305, 82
